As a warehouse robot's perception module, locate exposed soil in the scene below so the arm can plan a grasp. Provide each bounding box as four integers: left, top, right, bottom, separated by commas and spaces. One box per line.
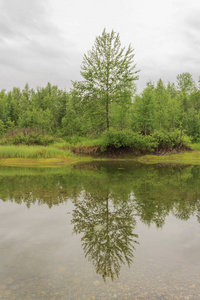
72, 145, 192, 159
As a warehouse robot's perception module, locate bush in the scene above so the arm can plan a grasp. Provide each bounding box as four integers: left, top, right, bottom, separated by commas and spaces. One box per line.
0, 129, 55, 146
152, 129, 191, 149
99, 128, 190, 152
65, 135, 82, 144
100, 129, 157, 151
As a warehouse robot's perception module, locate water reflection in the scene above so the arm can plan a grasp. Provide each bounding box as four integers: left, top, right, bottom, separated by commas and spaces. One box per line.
72, 191, 138, 280
1, 162, 200, 283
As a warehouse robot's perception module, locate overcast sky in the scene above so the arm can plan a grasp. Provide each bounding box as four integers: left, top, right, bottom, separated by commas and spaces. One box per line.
0, 0, 199, 92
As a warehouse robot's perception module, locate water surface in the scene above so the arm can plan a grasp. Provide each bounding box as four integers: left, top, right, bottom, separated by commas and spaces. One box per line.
0, 162, 200, 299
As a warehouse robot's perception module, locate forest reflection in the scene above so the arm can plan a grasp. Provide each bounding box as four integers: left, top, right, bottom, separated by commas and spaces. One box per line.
1, 162, 200, 279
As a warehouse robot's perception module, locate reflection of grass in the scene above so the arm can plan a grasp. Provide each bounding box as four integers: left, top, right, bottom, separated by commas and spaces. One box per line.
138, 150, 200, 165
0, 165, 74, 176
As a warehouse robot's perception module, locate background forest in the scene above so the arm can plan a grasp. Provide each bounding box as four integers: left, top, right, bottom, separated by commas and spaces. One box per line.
0, 30, 200, 151
0, 73, 199, 144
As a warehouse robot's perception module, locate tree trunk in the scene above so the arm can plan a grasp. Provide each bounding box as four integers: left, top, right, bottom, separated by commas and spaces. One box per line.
106, 93, 109, 129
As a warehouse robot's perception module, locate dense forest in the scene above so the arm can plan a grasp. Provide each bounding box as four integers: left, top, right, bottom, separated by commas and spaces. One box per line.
0, 30, 200, 150
0, 74, 199, 144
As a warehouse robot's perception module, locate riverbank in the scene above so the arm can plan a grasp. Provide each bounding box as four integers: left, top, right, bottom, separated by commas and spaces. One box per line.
0, 129, 193, 166
0, 144, 91, 167
0, 157, 77, 167
137, 150, 200, 165
0, 148, 200, 167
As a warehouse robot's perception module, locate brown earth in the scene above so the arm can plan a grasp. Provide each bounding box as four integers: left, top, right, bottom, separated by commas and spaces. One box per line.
72, 145, 192, 159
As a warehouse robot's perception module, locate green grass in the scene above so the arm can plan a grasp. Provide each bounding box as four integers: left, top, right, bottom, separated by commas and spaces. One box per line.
72, 137, 102, 148
51, 141, 71, 149
1, 140, 199, 166
138, 150, 200, 165
0, 144, 74, 159
191, 143, 200, 151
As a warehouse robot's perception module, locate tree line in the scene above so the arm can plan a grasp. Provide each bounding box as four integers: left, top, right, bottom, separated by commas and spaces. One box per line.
0, 29, 200, 144
0, 74, 199, 141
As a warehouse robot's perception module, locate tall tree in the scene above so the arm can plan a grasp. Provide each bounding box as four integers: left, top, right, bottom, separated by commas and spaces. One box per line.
176, 72, 195, 94
155, 79, 169, 130
133, 82, 156, 135
73, 28, 139, 132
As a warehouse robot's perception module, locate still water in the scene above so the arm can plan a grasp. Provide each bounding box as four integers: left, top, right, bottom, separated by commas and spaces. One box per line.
0, 161, 200, 299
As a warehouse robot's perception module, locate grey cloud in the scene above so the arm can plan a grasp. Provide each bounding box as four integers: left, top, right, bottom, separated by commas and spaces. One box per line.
0, 0, 53, 38
186, 10, 200, 31
160, 5, 200, 85
0, 0, 79, 90
184, 10, 200, 42
179, 9, 200, 68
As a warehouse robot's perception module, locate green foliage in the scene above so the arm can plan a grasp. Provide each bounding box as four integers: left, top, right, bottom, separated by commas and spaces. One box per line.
100, 129, 157, 151
0, 129, 54, 146
73, 28, 139, 132
132, 82, 156, 135
100, 129, 190, 152
0, 51, 199, 149
191, 143, 200, 151
152, 129, 191, 148
177, 72, 195, 94
73, 137, 102, 148
0, 120, 5, 136
5, 118, 16, 131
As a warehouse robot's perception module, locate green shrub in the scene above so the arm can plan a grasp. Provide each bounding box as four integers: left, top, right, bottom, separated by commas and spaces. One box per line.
152, 130, 191, 149
100, 129, 158, 151
100, 129, 131, 150
0, 129, 55, 146
99, 129, 190, 152
65, 135, 82, 144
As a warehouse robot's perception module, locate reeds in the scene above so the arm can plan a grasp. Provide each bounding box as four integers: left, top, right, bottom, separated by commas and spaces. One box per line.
0, 144, 74, 159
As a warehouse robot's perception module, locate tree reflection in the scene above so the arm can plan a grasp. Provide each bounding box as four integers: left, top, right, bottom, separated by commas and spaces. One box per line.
71, 190, 138, 281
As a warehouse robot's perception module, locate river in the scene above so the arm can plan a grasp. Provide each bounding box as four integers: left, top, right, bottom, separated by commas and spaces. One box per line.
0, 161, 200, 299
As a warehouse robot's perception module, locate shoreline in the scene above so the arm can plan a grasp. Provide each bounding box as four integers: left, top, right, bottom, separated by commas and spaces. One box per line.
138, 150, 200, 165
0, 149, 200, 167
0, 157, 78, 167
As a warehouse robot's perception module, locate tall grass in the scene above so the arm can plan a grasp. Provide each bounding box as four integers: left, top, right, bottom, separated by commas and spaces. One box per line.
74, 138, 102, 148
52, 141, 71, 150
0, 145, 74, 159
191, 143, 200, 151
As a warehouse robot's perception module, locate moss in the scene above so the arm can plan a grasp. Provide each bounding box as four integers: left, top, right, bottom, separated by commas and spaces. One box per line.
0, 157, 76, 167
138, 151, 200, 165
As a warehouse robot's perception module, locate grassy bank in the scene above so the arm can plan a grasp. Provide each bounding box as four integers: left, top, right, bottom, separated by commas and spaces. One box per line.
0, 144, 74, 159
0, 128, 199, 166
0, 157, 77, 167
0, 143, 80, 167
0, 144, 198, 167
137, 150, 200, 165
136, 143, 200, 165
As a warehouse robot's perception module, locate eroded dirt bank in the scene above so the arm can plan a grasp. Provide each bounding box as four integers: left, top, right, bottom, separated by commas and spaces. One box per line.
72, 145, 192, 159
